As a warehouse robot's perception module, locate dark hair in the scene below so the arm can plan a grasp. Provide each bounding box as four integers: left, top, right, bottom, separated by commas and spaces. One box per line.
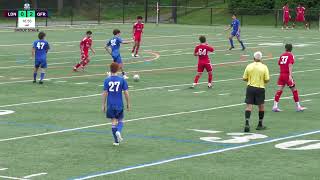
199, 36, 206, 43
285, 44, 293, 52
86, 31, 92, 35
137, 16, 143, 20
113, 29, 121, 35
38, 32, 46, 39
110, 62, 119, 73
298, 2, 303, 6
284, 2, 288, 5
232, 14, 237, 17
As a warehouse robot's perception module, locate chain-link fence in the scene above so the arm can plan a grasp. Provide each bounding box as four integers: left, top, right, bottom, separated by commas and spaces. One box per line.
1, 0, 319, 29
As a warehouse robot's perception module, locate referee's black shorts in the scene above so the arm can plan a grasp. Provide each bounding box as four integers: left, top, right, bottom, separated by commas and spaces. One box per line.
245, 86, 265, 105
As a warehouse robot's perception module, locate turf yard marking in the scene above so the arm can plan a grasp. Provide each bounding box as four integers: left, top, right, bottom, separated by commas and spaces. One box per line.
10, 77, 24, 80
301, 99, 312, 103
0, 68, 319, 108
0, 168, 8, 171
70, 129, 320, 180
75, 82, 89, 85
225, 54, 232, 56
187, 129, 221, 133
54, 81, 67, 83
168, 89, 181, 92
315, 59, 320, 61
0, 175, 29, 180
218, 93, 230, 96
193, 91, 206, 94
23, 172, 47, 178
0, 92, 319, 143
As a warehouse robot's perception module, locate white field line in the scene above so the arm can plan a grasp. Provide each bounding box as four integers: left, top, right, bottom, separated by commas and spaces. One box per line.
0, 92, 319, 144
75, 82, 89, 85
301, 99, 312, 103
193, 91, 206, 94
0, 168, 8, 171
72, 128, 320, 180
168, 89, 181, 92
218, 93, 230, 96
1, 51, 319, 85
0, 68, 319, 109
0, 176, 29, 180
23, 173, 47, 178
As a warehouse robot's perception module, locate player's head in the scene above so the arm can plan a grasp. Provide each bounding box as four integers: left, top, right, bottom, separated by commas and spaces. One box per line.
113, 29, 121, 36
137, 16, 143, 22
253, 51, 263, 62
285, 44, 293, 52
298, 3, 302, 6
38, 32, 46, 40
232, 14, 237, 20
199, 36, 206, 43
284, 2, 288, 6
110, 62, 119, 74
86, 31, 92, 38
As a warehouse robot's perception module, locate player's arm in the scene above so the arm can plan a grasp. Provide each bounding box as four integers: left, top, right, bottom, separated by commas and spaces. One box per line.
225, 24, 232, 31
132, 25, 135, 39
264, 66, 270, 83
288, 63, 293, 81
90, 46, 95, 55
208, 45, 214, 52
122, 40, 134, 44
102, 90, 108, 113
32, 47, 35, 59
194, 47, 198, 56
124, 90, 130, 111
105, 41, 112, 55
243, 66, 248, 82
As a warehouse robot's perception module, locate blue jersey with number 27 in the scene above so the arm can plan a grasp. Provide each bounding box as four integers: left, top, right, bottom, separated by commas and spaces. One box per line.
33, 40, 50, 60
104, 75, 128, 109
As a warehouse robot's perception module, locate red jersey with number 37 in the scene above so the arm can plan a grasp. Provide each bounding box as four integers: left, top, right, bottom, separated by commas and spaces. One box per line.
194, 43, 214, 63
80, 37, 92, 53
278, 52, 295, 74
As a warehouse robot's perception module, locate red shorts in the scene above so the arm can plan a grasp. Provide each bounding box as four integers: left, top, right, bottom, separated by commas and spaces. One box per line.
277, 74, 295, 87
134, 34, 142, 42
197, 63, 212, 73
283, 17, 290, 24
81, 51, 90, 62
296, 15, 305, 22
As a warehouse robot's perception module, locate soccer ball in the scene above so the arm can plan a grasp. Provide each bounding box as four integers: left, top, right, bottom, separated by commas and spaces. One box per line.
133, 74, 140, 82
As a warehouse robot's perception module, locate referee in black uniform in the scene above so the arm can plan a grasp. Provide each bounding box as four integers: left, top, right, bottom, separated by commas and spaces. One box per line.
243, 51, 270, 132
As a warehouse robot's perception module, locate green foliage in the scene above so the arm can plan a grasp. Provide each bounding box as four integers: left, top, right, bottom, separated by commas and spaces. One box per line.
228, 0, 276, 15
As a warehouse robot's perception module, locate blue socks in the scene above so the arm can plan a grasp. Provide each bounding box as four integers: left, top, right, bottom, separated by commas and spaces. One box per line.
117, 120, 124, 133
229, 38, 234, 47
111, 125, 118, 143
33, 72, 37, 81
40, 73, 45, 81
239, 41, 245, 49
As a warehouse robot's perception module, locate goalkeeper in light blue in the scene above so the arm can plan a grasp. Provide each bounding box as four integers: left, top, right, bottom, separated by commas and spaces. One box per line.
32, 32, 50, 84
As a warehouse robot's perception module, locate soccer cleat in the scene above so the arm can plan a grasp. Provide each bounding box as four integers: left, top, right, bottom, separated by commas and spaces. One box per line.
73, 67, 78, 72
33, 80, 36, 83
39, 81, 43, 84
134, 54, 140, 58
272, 107, 282, 112
256, 125, 267, 131
229, 46, 235, 50
208, 83, 213, 88
242, 47, 246, 51
131, 53, 135, 57
123, 75, 129, 79
296, 106, 307, 112
115, 131, 123, 142
244, 125, 250, 132
190, 83, 197, 89
112, 142, 120, 146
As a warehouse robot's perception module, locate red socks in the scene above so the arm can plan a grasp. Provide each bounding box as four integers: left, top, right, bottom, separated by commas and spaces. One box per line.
293, 89, 300, 102
274, 90, 283, 102
208, 73, 213, 83
194, 75, 201, 84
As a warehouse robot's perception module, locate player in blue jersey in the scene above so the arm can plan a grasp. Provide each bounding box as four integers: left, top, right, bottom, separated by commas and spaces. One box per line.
102, 62, 130, 146
105, 29, 133, 79
225, 14, 245, 51
32, 32, 50, 84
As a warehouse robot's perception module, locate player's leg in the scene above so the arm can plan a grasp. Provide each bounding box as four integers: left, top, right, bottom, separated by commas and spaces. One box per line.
273, 75, 285, 111
81, 56, 90, 70
73, 54, 85, 71
205, 63, 213, 88
236, 34, 245, 51
131, 41, 137, 57
33, 67, 39, 83
228, 34, 235, 50
289, 85, 307, 112
134, 41, 141, 57
191, 64, 204, 88
256, 88, 266, 130
38, 60, 47, 84
244, 86, 254, 132
115, 109, 124, 142
111, 118, 120, 146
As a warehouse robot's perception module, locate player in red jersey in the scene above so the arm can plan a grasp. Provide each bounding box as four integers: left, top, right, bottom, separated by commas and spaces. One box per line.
293, 3, 308, 29
191, 36, 214, 88
272, 44, 306, 112
73, 31, 95, 72
282, 2, 291, 30
131, 16, 144, 57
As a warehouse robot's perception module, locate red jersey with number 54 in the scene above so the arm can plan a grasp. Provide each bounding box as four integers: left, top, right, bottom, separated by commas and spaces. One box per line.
194, 43, 214, 64
278, 52, 295, 74
80, 37, 92, 53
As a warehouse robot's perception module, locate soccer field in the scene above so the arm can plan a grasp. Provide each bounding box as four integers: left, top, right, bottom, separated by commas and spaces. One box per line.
0, 24, 319, 180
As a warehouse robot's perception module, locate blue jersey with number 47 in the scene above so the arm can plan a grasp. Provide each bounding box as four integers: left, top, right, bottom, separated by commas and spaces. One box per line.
33, 40, 50, 60
231, 19, 240, 32
104, 75, 128, 109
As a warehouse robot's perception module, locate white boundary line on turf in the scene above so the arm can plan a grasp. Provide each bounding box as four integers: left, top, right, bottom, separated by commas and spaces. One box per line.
0, 176, 29, 180
72, 128, 320, 180
23, 172, 47, 178
0, 68, 319, 108
0, 92, 318, 143
0, 168, 8, 171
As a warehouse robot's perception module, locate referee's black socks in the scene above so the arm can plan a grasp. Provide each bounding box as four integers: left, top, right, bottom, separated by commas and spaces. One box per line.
258, 111, 264, 126
245, 110, 251, 126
